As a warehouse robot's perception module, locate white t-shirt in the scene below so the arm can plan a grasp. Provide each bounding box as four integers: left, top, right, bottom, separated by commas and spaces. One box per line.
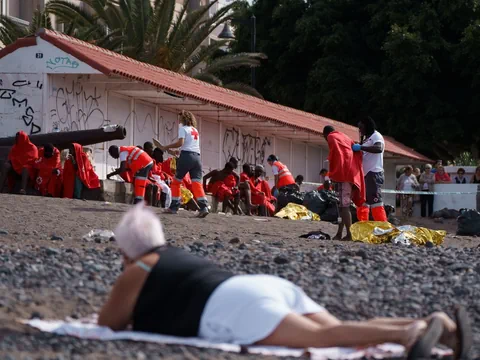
271, 165, 279, 175
403, 176, 415, 191
362, 130, 384, 174
179, 125, 201, 154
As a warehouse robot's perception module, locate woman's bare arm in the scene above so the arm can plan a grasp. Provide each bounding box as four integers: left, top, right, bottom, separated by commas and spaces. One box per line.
98, 266, 149, 331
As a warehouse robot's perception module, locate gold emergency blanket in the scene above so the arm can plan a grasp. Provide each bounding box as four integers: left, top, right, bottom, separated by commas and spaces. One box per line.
181, 187, 193, 205
350, 221, 446, 246
275, 203, 320, 221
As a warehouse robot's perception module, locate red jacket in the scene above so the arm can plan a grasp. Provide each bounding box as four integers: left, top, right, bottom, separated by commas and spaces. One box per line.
327, 131, 365, 206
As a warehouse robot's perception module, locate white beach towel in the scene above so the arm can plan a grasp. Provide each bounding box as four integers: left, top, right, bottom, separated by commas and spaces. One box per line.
21, 317, 453, 360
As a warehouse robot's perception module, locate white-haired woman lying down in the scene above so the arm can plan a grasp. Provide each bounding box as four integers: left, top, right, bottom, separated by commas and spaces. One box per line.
98, 205, 471, 360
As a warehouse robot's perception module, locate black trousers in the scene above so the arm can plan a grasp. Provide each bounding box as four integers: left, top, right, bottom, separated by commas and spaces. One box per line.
420, 193, 434, 217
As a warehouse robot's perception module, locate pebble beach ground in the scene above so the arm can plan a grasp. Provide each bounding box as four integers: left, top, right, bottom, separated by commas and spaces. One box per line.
0, 194, 478, 359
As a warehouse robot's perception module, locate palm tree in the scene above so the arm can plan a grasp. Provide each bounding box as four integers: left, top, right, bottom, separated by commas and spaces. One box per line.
45, 0, 266, 97
0, 9, 53, 47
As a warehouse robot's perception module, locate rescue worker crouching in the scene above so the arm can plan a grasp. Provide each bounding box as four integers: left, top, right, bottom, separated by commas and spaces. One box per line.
107, 145, 154, 204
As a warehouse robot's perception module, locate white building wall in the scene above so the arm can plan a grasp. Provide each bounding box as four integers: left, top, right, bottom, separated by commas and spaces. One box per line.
0, 38, 327, 185
292, 142, 306, 179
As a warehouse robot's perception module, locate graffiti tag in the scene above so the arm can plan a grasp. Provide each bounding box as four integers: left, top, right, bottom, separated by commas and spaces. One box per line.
50, 80, 106, 131
0, 79, 43, 134
46, 56, 80, 70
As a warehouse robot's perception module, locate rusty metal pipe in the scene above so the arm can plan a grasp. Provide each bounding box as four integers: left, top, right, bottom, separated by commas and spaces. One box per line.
0, 125, 126, 150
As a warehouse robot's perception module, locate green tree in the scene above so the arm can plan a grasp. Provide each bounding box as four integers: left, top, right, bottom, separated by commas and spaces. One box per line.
45, 0, 266, 96
0, 9, 53, 46
229, 0, 480, 159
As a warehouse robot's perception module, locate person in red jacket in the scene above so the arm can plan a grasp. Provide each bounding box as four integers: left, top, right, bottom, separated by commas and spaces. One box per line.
323, 126, 365, 240
33, 143, 62, 197
0, 131, 38, 194
63, 143, 101, 199
253, 165, 276, 216
239, 164, 257, 215
203, 162, 240, 214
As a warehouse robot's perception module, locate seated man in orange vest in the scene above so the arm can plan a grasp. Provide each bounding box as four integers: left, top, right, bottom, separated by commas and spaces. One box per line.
33, 143, 62, 197
107, 145, 154, 204
267, 154, 296, 194
252, 165, 276, 216
203, 162, 240, 214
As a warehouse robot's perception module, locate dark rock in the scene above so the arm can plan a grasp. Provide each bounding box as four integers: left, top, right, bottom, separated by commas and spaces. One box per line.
425, 241, 434, 248
0, 229, 8, 235
447, 263, 471, 272
238, 243, 248, 250
274, 255, 289, 264
355, 249, 368, 259
51, 235, 64, 241
229, 237, 240, 244
46, 248, 61, 256
30, 311, 43, 319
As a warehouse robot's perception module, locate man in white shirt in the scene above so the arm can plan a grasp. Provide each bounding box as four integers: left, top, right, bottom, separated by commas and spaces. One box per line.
352, 116, 388, 222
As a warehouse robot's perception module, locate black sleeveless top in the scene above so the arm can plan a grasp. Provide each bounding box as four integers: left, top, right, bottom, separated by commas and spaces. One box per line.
132, 246, 234, 336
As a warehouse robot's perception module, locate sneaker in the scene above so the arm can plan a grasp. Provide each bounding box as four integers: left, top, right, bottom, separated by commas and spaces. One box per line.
163, 208, 178, 215
196, 208, 209, 218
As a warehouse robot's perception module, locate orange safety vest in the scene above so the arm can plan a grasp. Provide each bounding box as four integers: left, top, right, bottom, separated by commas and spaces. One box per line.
274, 161, 295, 188
119, 146, 153, 175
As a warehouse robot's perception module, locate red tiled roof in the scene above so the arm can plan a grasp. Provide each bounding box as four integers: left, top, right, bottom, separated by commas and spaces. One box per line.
2, 29, 431, 162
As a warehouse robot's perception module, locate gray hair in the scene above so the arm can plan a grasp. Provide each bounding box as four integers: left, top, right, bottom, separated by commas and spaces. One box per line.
425, 164, 432, 169
114, 204, 166, 259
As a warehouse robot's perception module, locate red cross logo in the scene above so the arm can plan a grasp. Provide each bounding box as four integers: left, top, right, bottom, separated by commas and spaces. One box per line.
191, 128, 199, 140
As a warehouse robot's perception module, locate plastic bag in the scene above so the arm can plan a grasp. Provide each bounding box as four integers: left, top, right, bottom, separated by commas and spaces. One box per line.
82, 229, 115, 243
456, 209, 480, 236
303, 190, 328, 214
433, 208, 460, 219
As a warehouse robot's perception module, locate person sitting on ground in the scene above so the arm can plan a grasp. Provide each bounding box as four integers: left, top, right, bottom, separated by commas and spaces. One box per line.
238, 164, 257, 215
454, 168, 467, 184
148, 148, 172, 208
317, 179, 333, 192
253, 165, 276, 216
295, 175, 304, 191
267, 154, 296, 193
323, 126, 365, 240
0, 131, 38, 194
319, 168, 329, 183
469, 166, 480, 184
33, 143, 62, 197
63, 143, 101, 199
203, 162, 241, 214
98, 204, 471, 360
435, 165, 451, 184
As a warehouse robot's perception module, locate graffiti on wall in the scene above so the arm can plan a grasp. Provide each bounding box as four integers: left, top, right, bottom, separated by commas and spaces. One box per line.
46, 56, 80, 70
222, 127, 271, 165
50, 80, 107, 132
123, 110, 159, 139
158, 114, 177, 145
0, 75, 43, 137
